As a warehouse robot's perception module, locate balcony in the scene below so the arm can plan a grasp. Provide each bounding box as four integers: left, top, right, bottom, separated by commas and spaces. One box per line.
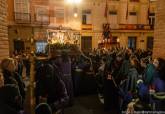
34, 14, 50, 25
130, 0, 139, 2
118, 24, 154, 30
14, 12, 31, 24
81, 24, 92, 30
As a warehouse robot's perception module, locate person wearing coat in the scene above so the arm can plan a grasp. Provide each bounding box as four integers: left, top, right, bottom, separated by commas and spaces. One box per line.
36, 63, 69, 113
0, 73, 22, 114
103, 53, 123, 113
0, 58, 25, 102
58, 51, 74, 106
126, 58, 140, 94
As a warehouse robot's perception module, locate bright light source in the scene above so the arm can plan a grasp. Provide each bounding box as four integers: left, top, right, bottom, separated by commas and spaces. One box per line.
75, 0, 82, 3
74, 13, 78, 18
66, 0, 73, 3
117, 38, 120, 43
66, 0, 82, 4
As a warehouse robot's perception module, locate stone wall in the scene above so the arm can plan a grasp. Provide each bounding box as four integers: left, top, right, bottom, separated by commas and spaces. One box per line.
153, 0, 165, 58
0, 0, 9, 61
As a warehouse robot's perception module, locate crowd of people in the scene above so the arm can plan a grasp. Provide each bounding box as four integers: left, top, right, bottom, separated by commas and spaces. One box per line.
0, 47, 165, 114
91, 47, 165, 113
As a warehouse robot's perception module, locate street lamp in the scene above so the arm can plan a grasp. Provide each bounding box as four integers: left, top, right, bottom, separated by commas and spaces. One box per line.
73, 7, 78, 18
74, 13, 78, 18
66, 0, 82, 17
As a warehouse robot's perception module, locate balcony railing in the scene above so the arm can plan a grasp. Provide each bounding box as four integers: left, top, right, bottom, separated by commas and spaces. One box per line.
81, 24, 92, 30
34, 14, 50, 25
130, 0, 139, 2
14, 12, 31, 23
115, 24, 154, 30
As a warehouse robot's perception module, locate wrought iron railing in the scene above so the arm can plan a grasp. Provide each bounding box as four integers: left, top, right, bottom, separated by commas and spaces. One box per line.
14, 12, 31, 23
34, 14, 50, 25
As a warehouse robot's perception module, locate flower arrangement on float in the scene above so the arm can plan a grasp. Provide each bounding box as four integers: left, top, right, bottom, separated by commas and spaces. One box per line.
46, 30, 81, 57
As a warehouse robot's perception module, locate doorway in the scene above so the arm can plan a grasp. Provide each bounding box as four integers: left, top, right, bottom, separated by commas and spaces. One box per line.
128, 36, 137, 50
147, 37, 153, 50
14, 40, 25, 52
81, 36, 92, 53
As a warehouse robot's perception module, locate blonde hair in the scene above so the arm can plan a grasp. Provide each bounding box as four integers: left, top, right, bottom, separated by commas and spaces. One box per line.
0, 58, 15, 71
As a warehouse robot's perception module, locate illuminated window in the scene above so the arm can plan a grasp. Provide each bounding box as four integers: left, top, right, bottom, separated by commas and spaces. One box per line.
149, 13, 155, 25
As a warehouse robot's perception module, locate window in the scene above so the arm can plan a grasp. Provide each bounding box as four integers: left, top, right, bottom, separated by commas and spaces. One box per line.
109, 11, 117, 15
128, 12, 137, 24
35, 41, 48, 54
35, 6, 49, 23
82, 10, 92, 24
14, 0, 30, 21
147, 37, 153, 50
128, 37, 136, 50
109, 10, 118, 28
149, 13, 155, 25
129, 12, 137, 16
54, 7, 65, 24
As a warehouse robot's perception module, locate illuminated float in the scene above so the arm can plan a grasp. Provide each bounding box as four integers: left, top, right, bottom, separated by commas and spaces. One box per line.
46, 27, 81, 57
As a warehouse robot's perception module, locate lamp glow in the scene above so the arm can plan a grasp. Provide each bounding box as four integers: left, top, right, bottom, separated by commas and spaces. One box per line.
66, 0, 82, 4
75, 0, 81, 3
117, 38, 120, 43
74, 13, 78, 17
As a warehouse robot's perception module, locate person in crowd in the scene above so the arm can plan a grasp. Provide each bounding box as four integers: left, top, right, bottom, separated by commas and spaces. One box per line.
143, 58, 156, 86
103, 52, 123, 113
96, 57, 106, 96
58, 51, 74, 106
152, 58, 165, 92
35, 103, 52, 114
127, 57, 140, 94
36, 63, 69, 114
0, 73, 22, 114
15, 55, 24, 78
23, 53, 30, 79
151, 58, 165, 110
0, 58, 25, 103
140, 58, 149, 79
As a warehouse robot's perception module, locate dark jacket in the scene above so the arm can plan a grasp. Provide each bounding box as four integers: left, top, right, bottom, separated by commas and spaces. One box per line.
127, 67, 139, 93
36, 64, 69, 112
0, 84, 22, 112
0, 103, 18, 114
2, 70, 25, 100
144, 64, 155, 85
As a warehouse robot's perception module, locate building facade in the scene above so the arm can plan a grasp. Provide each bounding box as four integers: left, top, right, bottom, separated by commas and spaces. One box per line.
7, 0, 156, 55
0, 0, 9, 61
153, 0, 165, 58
